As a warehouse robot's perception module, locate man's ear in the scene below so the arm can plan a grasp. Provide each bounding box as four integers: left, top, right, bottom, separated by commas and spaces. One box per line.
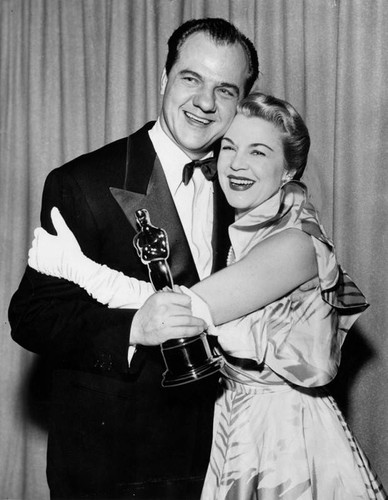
160, 68, 168, 95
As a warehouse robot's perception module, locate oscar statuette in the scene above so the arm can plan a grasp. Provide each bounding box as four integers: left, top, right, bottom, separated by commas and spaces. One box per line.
133, 209, 223, 387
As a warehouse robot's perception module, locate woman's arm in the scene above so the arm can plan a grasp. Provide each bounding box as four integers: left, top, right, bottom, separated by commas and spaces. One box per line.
29, 208, 317, 327
28, 207, 155, 308
192, 229, 317, 324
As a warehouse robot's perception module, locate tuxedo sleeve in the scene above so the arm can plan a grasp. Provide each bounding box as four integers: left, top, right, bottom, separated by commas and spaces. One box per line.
9, 167, 136, 375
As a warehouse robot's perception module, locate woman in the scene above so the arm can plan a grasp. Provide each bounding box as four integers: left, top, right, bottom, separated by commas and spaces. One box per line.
28, 93, 386, 499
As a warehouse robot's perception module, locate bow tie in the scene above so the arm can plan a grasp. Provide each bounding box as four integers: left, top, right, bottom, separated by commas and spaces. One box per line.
182, 157, 217, 186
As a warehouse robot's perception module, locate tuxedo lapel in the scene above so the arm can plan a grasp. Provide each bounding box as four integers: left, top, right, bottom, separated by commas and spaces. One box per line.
109, 187, 146, 233
110, 124, 199, 287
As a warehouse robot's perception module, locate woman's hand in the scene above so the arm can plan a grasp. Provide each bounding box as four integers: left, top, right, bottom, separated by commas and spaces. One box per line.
28, 207, 83, 278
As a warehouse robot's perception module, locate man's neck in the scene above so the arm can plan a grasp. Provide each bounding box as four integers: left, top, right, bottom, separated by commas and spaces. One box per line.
154, 118, 213, 161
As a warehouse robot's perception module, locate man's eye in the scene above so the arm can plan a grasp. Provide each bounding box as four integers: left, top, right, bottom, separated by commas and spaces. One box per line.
218, 88, 237, 98
182, 76, 198, 85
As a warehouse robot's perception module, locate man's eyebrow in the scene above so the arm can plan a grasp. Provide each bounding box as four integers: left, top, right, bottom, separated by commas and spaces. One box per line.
179, 70, 240, 95
218, 82, 240, 95
178, 70, 203, 80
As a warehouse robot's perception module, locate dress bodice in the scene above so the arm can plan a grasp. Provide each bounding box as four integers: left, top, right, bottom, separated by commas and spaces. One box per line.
216, 181, 368, 388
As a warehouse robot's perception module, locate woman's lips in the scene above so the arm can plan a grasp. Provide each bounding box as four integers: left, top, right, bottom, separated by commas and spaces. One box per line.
228, 175, 255, 191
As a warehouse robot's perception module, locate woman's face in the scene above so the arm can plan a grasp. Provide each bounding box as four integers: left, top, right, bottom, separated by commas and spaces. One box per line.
218, 114, 286, 218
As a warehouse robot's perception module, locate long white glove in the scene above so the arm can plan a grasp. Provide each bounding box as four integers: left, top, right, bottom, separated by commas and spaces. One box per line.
28, 207, 154, 309
178, 286, 217, 336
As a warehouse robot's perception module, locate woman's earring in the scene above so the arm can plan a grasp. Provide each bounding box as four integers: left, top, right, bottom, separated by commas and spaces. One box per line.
281, 173, 293, 185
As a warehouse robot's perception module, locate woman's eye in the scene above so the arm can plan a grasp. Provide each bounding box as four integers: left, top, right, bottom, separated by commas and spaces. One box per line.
251, 150, 265, 157
221, 145, 234, 151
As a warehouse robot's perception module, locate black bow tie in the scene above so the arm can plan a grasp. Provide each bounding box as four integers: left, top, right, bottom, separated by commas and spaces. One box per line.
182, 157, 217, 186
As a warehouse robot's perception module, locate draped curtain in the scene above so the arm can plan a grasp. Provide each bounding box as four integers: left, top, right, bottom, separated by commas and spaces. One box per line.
1, 0, 387, 498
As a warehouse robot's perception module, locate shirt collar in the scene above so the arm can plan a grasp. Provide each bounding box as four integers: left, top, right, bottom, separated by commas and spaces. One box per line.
149, 119, 213, 194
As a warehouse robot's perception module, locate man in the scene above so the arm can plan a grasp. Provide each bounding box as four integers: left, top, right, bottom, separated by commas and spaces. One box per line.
9, 18, 259, 500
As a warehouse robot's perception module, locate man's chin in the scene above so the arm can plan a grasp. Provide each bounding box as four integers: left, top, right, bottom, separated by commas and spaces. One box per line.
180, 138, 219, 157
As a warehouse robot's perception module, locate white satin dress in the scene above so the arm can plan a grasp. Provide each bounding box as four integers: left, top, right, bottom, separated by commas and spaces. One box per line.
201, 182, 386, 500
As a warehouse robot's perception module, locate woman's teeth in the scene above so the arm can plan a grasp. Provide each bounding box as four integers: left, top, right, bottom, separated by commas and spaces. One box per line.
230, 178, 254, 186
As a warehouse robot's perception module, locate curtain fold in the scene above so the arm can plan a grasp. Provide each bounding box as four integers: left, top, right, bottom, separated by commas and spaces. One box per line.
1, 1, 387, 498
332, 0, 388, 458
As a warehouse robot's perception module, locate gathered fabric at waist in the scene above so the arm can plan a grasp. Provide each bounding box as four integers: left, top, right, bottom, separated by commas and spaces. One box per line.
220, 376, 294, 395
220, 355, 291, 389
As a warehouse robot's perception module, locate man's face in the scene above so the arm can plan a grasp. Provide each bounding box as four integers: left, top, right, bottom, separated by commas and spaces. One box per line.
160, 32, 249, 159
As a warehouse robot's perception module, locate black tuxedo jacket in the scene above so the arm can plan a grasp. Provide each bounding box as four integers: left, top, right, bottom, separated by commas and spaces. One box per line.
9, 122, 234, 498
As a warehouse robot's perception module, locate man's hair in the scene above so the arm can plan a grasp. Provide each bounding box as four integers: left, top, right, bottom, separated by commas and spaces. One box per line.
238, 93, 310, 180
165, 18, 259, 97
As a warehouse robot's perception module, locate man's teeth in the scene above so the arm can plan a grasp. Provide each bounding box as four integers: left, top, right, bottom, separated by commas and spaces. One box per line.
185, 112, 211, 124
231, 178, 254, 185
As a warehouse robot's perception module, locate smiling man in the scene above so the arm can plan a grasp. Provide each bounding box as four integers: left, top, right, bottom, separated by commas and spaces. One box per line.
9, 17, 259, 500
159, 31, 249, 159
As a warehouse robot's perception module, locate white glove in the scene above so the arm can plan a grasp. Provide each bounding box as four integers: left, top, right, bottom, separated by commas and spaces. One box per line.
28, 207, 154, 308
179, 286, 217, 335
28, 207, 83, 279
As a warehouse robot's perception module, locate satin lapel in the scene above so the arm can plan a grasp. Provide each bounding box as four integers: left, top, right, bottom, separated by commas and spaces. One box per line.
110, 129, 199, 286
109, 125, 155, 232
109, 187, 146, 233
212, 179, 235, 272
109, 158, 179, 238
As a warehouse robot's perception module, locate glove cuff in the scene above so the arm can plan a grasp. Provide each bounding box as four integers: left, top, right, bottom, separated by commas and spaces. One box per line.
179, 286, 216, 335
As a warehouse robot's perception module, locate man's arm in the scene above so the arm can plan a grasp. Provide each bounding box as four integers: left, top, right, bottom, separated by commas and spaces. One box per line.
9, 168, 136, 374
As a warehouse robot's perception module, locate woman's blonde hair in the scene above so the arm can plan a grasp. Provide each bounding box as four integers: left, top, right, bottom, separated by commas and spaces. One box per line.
237, 93, 310, 180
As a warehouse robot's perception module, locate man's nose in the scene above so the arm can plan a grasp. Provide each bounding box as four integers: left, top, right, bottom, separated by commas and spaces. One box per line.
193, 87, 216, 113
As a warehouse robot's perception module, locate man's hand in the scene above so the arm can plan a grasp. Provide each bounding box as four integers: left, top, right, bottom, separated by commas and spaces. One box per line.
130, 291, 206, 346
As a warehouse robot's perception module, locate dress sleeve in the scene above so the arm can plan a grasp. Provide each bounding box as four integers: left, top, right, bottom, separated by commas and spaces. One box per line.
262, 232, 369, 388
216, 202, 369, 388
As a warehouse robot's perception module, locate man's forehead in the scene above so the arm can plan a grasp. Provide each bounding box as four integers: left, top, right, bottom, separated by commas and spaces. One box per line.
179, 31, 240, 54
175, 32, 249, 84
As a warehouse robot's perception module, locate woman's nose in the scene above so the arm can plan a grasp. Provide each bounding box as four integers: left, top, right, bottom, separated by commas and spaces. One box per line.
231, 153, 247, 171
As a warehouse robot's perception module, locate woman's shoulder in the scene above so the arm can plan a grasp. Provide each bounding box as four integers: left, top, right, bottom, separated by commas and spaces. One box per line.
279, 181, 333, 247
261, 226, 313, 252
255, 227, 317, 279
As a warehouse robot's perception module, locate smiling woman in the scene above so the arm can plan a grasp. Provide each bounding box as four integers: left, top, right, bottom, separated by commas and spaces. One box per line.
217, 92, 309, 218
218, 115, 287, 217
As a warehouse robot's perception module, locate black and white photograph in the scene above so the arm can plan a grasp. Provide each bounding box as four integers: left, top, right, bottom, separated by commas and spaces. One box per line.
0, 1, 387, 499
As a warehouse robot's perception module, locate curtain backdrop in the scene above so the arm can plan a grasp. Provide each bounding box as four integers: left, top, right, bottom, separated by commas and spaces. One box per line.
1, 0, 387, 498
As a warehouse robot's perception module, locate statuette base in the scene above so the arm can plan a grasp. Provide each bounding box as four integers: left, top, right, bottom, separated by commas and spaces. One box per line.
161, 333, 223, 387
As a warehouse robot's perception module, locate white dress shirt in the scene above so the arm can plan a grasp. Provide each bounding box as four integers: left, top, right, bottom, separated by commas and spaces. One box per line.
128, 120, 215, 363
148, 119, 214, 280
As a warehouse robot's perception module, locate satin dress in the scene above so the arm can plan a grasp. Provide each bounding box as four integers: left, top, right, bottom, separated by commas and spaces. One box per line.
201, 181, 386, 500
